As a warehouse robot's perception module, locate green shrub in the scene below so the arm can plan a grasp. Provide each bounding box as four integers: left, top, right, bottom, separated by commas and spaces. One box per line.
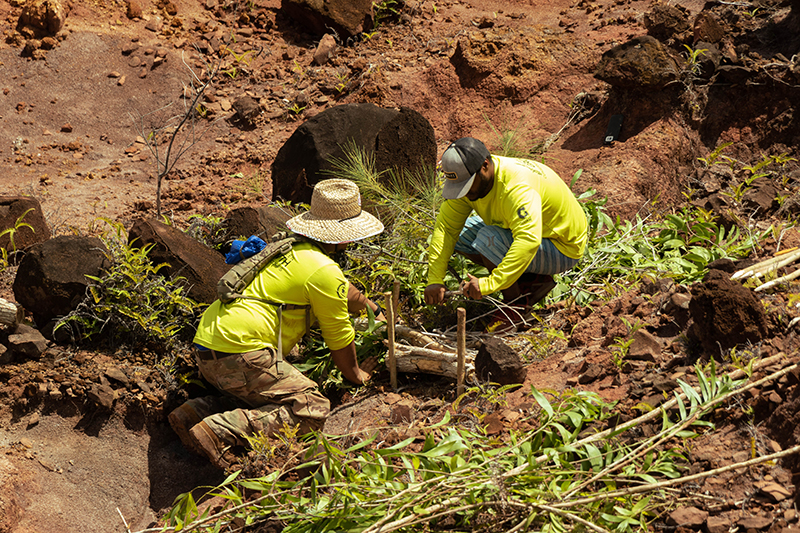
56, 219, 203, 350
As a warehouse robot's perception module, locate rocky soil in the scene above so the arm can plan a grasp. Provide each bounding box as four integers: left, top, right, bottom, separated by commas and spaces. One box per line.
1, 0, 800, 532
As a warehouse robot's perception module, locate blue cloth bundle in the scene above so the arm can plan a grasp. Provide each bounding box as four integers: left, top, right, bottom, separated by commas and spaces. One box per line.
224, 235, 267, 264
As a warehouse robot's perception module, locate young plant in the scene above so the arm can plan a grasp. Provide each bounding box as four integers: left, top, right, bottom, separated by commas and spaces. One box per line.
130, 51, 220, 217
373, 0, 401, 28
287, 102, 306, 115
55, 219, 203, 350
682, 44, 708, 77
0, 207, 34, 267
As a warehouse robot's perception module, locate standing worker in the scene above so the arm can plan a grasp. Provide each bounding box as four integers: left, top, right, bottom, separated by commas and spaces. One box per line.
169, 179, 386, 470
424, 137, 588, 331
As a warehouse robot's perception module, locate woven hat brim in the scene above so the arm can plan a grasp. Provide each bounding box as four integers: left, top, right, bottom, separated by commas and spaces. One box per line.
286, 210, 384, 244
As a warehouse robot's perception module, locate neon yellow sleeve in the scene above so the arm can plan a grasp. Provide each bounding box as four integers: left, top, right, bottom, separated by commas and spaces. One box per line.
306, 264, 355, 351
426, 199, 473, 286
478, 183, 542, 295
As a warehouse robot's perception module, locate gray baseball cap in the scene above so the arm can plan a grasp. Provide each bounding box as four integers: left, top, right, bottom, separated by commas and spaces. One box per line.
440, 137, 490, 200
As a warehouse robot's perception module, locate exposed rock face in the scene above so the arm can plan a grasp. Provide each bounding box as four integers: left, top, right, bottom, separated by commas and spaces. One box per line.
271, 103, 436, 205
222, 205, 292, 244
280, 0, 373, 39
594, 35, 681, 89
449, 26, 594, 102
12, 235, 111, 327
128, 218, 229, 304
0, 196, 51, 252
475, 337, 526, 386
18, 0, 68, 35
688, 269, 769, 357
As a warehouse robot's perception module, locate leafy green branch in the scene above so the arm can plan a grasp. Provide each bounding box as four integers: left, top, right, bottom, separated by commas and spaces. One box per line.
150, 358, 788, 533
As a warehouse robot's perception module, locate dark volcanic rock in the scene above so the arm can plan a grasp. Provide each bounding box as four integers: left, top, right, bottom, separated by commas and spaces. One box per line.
688, 269, 769, 357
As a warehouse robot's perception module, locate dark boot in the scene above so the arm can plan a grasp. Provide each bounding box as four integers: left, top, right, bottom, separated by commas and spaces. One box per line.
190, 421, 239, 471
168, 402, 205, 456
518, 273, 556, 307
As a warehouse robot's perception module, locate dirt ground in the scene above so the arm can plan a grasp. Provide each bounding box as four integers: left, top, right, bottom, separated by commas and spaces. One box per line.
1, 0, 800, 531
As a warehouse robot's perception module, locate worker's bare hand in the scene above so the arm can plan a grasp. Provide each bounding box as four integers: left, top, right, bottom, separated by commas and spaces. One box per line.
461, 274, 483, 300
424, 284, 446, 305
354, 356, 381, 384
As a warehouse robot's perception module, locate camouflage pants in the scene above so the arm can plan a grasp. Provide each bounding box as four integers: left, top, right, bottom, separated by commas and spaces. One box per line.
187, 347, 330, 447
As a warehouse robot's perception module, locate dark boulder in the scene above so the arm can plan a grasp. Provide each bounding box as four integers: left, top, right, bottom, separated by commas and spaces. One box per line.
222, 204, 293, 244
128, 218, 229, 304
374, 107, 438, 188
271, 103, 436, 205
0, 196, 51, 253
595, 35, 681, 90
12, 235, 110, 327
643, 4, 690, 43
280, 0, 373, 39
475, 337, 526, 386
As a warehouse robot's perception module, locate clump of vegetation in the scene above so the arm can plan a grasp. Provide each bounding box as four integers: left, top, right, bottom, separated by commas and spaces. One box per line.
56, 219, 202, 351
0, 207, 34, 271
162, 360, 759, 533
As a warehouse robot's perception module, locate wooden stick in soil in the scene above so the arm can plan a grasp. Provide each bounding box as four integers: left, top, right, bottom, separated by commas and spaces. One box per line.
457, 307, 466, 396
392, 280, 400, 320
384, 291, 397, 391
0, 298, 22, 328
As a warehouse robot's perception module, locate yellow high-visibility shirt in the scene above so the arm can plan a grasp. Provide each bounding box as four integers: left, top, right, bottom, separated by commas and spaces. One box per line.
194, 241, 354, 354
427, 155, 588, 295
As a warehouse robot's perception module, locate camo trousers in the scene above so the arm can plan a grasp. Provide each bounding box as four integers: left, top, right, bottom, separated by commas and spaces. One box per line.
187, 347, 330, 447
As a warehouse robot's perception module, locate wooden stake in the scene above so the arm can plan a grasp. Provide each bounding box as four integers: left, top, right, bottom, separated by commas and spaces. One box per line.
457, 307, 466, 396
384, 291, 397, 391
392, 280, 401, 321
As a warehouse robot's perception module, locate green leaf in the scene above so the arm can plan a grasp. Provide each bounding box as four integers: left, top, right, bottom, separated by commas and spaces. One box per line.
531, 388, 555, 418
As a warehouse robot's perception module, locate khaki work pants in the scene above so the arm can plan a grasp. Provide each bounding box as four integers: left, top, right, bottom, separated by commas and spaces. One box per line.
187, 347, 330, 447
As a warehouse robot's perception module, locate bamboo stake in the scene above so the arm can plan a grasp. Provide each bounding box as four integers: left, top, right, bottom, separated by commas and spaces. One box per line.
755, 267, 800, 292
384, 291, 397, 391
731, 248, 800, 280
457, 307, 466, 396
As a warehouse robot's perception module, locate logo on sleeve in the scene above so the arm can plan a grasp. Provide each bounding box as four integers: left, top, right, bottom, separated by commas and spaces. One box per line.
337, 282, 347, 300
517, 206, 529, 220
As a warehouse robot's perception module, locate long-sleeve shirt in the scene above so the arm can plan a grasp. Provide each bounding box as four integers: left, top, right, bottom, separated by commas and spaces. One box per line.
427, 155, 588, 295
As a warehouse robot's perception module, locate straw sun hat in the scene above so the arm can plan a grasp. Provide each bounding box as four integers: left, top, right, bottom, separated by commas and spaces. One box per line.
286, 179, 384, 244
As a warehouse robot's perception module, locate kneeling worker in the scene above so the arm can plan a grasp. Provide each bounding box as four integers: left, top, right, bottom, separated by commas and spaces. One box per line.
424, 137, 588, 331
169, 179, 385, 470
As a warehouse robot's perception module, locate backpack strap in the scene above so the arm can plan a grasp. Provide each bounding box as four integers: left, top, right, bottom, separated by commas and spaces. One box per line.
218, 233, 315, 376
227, 295, 310, 377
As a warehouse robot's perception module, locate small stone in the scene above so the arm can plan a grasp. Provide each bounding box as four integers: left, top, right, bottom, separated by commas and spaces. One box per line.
127, 0, 143, 19
667, 506, 708, 528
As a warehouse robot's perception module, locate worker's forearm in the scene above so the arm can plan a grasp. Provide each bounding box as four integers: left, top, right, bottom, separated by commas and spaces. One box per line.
330, 341, 368, 384
347, 282, 381, 315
